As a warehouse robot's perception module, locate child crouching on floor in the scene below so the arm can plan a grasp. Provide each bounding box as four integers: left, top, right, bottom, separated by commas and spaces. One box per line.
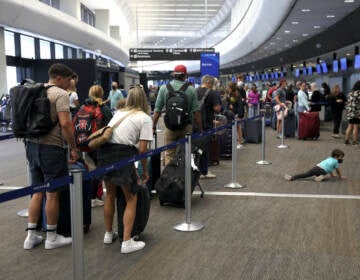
284, 149, 346, 182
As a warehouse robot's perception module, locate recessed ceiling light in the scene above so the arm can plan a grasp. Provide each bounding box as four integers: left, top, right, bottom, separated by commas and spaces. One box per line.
344, 0, 354, 3
284, 30, 291, 34
326, 15, 335, 18
313, 25, 321, 29
301, 8, 311, 12
293, 39, 298, 43
285, 44, 290, 47
302, 33, 309, 37
291, 21, 299, 25
270, 42, 275, 45
346, 53, 351, 56
276, 37, 282, 40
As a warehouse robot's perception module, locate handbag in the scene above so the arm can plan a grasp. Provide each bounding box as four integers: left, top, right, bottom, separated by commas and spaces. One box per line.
87, 109, 137, 150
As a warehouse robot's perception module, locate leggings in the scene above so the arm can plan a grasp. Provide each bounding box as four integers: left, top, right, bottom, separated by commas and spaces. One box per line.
292, 166, 326, 180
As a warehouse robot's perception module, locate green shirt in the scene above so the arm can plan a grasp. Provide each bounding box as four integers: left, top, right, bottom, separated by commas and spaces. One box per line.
154, 79, 199, 122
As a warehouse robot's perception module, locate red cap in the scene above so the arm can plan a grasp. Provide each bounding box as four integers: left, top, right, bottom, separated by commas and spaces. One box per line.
280, 78, 287, 84
174, 64, 187, 75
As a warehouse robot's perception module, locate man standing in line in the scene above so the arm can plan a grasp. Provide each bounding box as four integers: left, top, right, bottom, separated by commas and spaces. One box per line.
107, 81, 124, 112
195, 75, 221, 179
152, 64, 203, 165
274, 79, 288, 138
24, 63, 80, 250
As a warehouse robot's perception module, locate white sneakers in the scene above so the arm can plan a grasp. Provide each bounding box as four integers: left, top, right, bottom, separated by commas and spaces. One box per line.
121, 238, 145, 254
284, 174, 293, 181
23, 233, 43, 250
103, 231, 118, 244
24, 233, 72, 250
314, 175, 325, 182
91, 198, 104, 208
200, 171, 217, 179
44, 234, 72, 250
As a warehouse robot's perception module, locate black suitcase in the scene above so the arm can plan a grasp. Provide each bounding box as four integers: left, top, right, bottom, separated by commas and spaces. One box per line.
284, 111, 296, 137
150, 133, 161, 191
40, 161, 92, 236
218, 128, 232, 159
209, 135, 220, 166
154, 146, 204, 207
243, 119, 262, 143
117, 185, 150, 241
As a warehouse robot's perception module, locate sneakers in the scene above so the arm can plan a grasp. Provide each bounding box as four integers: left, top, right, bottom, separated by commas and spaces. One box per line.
352, 141, 359, 146
23, 233, 43, 250
332, 134, 341, 139
314, 175, 325, 182
104, 231, 118, 244
200, 172, 217, 179
344, 140, 351, 145
121, 238, 145, 254
237, 144, 244, 149
276, 134, 284, 139
91, 198, 104, 208
45, 234, 72, 250
284, 174, 293, 181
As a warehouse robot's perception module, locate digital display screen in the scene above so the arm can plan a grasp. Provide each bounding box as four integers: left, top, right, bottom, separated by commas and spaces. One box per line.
340, 58, 347, 70
302, 67, 307, 76
274, 72, 279, 79
295, 68, 300, 77
307, 66, 313, 75
333, 60, 339, 73
355, 54, 360, 69
200, 52, 220, 77
321, 62, 328, 73
316, 64, 322, 74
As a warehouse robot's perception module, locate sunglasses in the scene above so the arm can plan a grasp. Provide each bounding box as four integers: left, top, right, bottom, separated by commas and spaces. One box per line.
129, 84, 143, 89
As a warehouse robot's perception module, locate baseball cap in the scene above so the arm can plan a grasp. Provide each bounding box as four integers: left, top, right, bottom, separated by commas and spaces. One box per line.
280, 78, 287, 84
173, 64, 187, 75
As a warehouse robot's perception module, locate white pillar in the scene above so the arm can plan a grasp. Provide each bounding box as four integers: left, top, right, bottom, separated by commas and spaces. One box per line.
95, 9, 110, 35
60, 0, 81, 19
0, 27, 7, 95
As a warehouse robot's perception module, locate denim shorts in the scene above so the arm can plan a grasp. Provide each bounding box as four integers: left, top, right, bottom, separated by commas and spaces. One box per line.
25, 141, 68, 192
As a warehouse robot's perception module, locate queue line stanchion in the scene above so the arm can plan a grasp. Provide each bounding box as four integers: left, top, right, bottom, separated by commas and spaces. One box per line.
224, 120, 246, 189
256, 115, 271, 165
174, 134, 204, 232
277, 108, 288, 149
69, 169, 85, 280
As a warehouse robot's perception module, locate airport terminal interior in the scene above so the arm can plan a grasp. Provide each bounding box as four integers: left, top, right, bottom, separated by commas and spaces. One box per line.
1, 0, 360, 279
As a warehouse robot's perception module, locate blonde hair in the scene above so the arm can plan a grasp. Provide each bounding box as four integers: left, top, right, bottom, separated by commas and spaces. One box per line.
67, 79, 76, 92
116, 98, 127, 110
88, 85, 104, 106
125, 86, 149, 114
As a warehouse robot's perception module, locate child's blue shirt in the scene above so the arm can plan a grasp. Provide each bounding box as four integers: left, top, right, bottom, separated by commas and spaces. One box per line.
317, 157, 339, 173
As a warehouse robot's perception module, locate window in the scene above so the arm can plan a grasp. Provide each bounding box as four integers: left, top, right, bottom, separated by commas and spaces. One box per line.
55, 43, 63, 59
81, 3, 95, 27
4, 31, 15, 56
40, 40, 51, 59
39, 0, 59, 9
6, 66, 18, 90
20, 34, 35, 59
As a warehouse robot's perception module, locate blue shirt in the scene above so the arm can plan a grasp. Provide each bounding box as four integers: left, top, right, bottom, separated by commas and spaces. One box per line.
317, 157, 339, 173
108, 90, 124, 110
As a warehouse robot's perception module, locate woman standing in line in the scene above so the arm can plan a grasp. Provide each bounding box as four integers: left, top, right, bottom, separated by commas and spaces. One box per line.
97, 85, 153, 253
328, 84, 346, 139
344, 81, 360, 145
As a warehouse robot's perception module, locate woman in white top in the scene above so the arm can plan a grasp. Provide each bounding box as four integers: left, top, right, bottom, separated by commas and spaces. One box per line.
68, 79, 79, 116
97, 85, 153, 253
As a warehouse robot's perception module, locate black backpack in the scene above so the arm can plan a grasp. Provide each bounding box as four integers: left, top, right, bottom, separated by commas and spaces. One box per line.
10, 80, 56, 138
164, 83, 189, 130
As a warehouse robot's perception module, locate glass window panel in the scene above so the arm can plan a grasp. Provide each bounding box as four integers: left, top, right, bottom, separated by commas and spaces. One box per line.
6, 66, 18, 90
20, 34, 35, 59
55, 43, 63, 59
39, 40, 51, 59
4, 31, 15, 56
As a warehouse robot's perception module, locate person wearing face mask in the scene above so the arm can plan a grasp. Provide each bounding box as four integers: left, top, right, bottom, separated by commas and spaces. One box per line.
106, 81, 124, 112
284, 149, 345, 182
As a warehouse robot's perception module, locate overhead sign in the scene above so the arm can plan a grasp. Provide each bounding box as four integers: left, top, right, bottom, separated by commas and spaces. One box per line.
129, 48, 215, 61
200, 52, 220, 78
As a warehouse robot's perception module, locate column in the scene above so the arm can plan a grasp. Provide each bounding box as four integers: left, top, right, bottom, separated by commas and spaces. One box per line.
110, 26, 121, 42
60, 0, 81, 19
0, 27, 7, 94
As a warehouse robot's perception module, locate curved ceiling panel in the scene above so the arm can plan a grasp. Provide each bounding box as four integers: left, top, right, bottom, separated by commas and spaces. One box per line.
0, 0, 128, 64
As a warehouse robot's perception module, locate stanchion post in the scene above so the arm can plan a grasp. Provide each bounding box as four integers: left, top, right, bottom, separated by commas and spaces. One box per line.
277, 108, 288, 149
256, 115, 271, 165
17, 160, 30, 217
174, 134, 204, 232
224, 120, 246, 189
69, 170, 84, 280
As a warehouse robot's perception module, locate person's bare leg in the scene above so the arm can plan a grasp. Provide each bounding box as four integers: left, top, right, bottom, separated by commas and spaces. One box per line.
104, 181, 117, 232
120, 185, 137, 241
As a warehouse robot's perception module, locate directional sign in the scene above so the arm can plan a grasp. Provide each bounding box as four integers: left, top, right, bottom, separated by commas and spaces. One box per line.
129, 48, 215, 61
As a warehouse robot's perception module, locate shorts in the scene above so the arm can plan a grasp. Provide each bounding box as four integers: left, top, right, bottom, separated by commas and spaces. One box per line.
349, 118, 360, 124
25, 141, 68, 192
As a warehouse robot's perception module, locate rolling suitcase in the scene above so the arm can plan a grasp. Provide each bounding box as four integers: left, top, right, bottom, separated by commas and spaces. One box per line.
117, 185, 150, 241
298, 112, 320, 140
218, 128, 232, 159
284, 111, 296, 137
243, 119, 262, 143
40, 161, 92, 236
209, 135, 220, 166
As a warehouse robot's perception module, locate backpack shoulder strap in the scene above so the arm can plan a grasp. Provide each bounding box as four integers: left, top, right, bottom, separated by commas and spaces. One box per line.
179, 82, 189, 92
